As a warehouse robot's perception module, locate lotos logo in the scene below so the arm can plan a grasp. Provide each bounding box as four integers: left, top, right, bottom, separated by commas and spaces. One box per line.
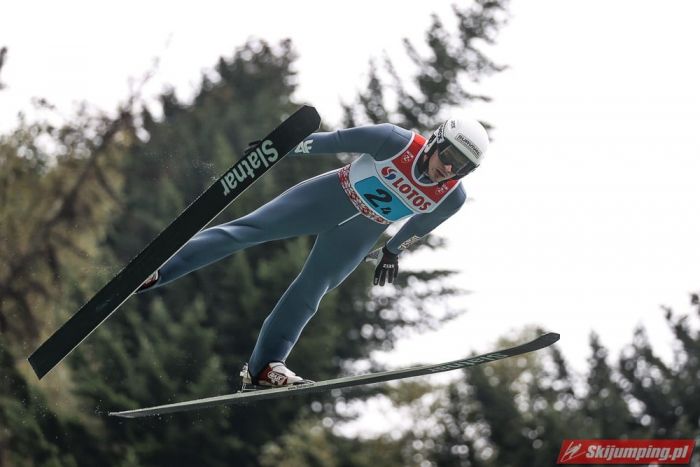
380, 166, 435, 212
386, 175, 433, 211
381, 167, 398, 180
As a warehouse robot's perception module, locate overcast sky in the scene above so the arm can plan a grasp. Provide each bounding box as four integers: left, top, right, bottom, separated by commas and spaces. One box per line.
3, 0, 700, 403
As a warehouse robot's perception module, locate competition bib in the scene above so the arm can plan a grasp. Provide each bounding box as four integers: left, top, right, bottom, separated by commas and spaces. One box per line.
338, 133, 460, 224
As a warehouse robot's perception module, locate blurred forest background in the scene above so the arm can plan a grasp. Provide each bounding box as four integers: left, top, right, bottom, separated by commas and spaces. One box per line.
1, 1, 698, 465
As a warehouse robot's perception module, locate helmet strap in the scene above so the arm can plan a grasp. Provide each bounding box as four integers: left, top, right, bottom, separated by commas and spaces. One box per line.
416, 140, 432, 177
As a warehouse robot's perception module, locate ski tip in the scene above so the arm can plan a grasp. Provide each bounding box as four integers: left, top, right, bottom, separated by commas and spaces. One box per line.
297, 105, 321, 123
539, 332, 561, 345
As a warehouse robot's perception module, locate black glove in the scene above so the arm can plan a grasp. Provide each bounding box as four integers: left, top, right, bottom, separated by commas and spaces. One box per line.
244, 140, 261, 156
373, 245, 399, 286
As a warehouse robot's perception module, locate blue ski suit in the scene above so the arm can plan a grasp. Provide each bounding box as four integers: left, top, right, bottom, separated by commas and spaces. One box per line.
150, 123, 467, 377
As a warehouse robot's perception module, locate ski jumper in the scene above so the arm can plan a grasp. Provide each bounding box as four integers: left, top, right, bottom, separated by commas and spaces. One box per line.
150, 123, 467, 377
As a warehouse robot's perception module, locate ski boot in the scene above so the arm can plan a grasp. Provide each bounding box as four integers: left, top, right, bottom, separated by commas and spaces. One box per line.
240, 362, 314, 392
136, 270, 160, 293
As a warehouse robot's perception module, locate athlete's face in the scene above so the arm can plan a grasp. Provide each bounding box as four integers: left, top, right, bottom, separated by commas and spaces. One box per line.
427, 148, 455, 183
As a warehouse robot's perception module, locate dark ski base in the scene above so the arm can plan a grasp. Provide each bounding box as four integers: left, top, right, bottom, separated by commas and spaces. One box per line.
28, 106, 322, 379
109, 332, 560, 418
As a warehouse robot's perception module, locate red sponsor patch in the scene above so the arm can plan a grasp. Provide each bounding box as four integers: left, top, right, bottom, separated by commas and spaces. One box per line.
557, 439, 695, 464
389, 133, 458, 203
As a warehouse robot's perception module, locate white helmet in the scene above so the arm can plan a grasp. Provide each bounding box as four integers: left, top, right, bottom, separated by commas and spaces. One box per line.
424, 118, 489, 178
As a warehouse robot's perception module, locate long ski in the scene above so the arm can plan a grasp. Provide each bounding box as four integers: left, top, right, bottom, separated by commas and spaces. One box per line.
28, 106, 322, 379
109, 332, 560, 418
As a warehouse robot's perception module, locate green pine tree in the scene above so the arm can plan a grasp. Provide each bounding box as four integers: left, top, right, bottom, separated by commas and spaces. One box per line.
582, 333, 639, 437
618, 294, 700, 438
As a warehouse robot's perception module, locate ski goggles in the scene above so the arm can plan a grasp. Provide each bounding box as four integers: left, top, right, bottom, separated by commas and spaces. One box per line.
437, 143, 479, 177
